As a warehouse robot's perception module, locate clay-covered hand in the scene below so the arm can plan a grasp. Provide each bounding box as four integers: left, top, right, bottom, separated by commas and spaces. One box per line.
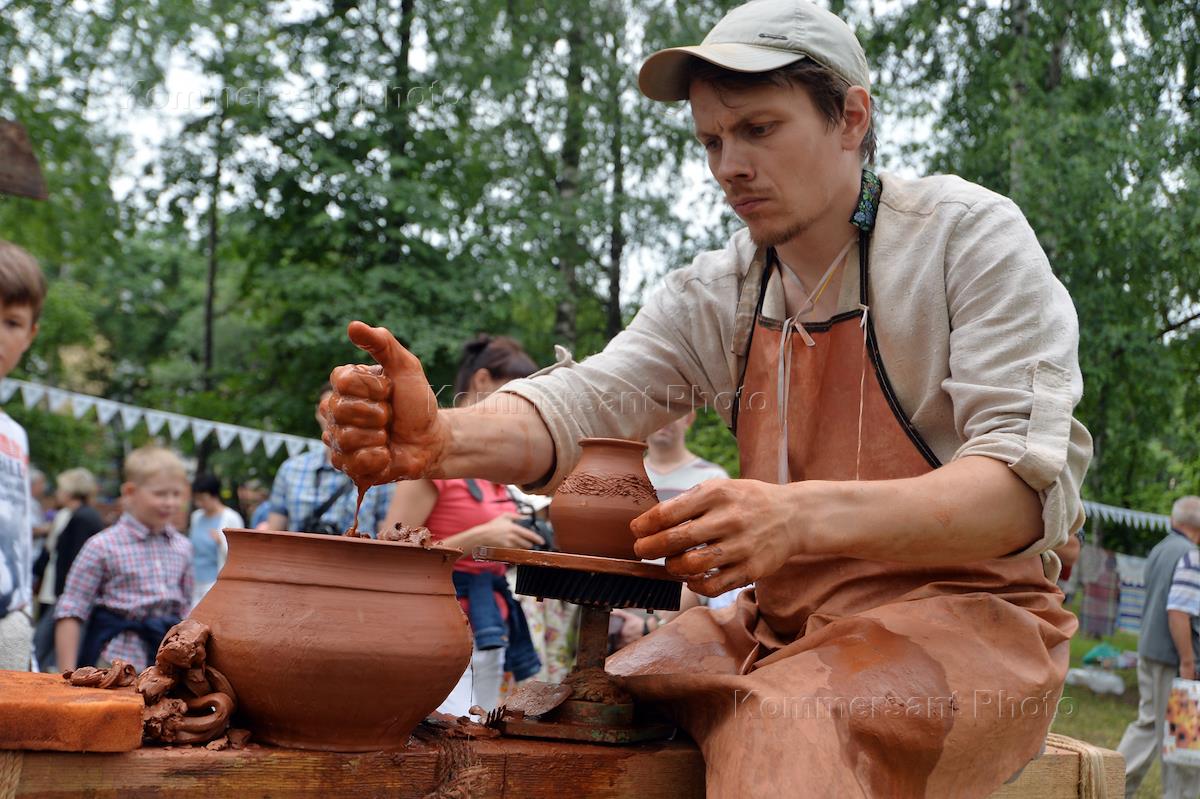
324, 321, 449, 486
630, 479, 798, 597
465, 513, 544, 550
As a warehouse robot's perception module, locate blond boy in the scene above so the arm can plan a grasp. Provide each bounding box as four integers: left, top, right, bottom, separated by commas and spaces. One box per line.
0, 241, 45, 670
55, 446, 194, 671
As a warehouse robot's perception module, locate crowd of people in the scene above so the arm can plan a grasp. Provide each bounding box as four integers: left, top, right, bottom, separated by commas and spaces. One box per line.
0, 239, 732, 714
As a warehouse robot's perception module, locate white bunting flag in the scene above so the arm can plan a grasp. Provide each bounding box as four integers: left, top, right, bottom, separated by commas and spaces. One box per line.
215, 424, 239, 450
262, 434, 284, 457
95, 399, 119, 424
0, 380, 17, 403
144, 411, 168, 435
20, 383, 45, 409
167, 415, 191, 440
191, 420, 215, 444
284, 437, 308, 457
238, 429, 263, 454
71, 395, 96, 419
46, 388, 72, 413
119, 405, 143, 430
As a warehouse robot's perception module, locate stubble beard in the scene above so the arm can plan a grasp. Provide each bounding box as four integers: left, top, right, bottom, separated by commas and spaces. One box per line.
747, 214, 815, 249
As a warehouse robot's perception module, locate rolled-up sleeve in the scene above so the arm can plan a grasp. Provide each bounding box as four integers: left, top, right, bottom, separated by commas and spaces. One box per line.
497, 262, 740, 493
942, 198, 1093, 564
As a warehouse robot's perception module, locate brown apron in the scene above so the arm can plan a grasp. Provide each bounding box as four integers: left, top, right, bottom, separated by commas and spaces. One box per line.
608, 231, 1077, 798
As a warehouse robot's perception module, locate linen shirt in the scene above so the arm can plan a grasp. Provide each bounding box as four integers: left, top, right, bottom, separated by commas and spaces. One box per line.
268, 448, 392, 536
499, 172, 1092, 579
55, 513, 194, 668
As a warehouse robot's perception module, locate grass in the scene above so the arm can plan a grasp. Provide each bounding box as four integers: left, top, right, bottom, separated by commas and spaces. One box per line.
1050, 611, 1159, 797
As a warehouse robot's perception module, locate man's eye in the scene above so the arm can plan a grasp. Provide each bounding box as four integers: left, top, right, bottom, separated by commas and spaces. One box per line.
750, 124, 773, 137
702, 139, 720, 152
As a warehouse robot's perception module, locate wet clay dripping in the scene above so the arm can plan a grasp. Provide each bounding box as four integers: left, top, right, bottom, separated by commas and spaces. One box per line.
189, 527, 471, 751
550, 438, 659, 560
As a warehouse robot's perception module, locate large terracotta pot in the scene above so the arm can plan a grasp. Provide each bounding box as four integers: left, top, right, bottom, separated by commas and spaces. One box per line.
549, 438, 659, 560
189, 528, 471, 752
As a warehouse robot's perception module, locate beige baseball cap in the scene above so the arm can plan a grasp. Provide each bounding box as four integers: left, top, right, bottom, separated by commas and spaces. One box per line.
638, 0, 870, 102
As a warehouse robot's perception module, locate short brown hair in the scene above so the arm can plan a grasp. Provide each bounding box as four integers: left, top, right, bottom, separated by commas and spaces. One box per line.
452, 334, 537, 402
687, 58, 877, 164
0, 241, 47, 321
124, 445, 188, 486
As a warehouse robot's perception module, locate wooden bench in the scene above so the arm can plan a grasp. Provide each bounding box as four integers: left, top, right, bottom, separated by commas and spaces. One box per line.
1, 733, 1123, 797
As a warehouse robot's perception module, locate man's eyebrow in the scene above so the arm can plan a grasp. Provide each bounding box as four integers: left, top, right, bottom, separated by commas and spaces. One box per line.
694, 109, 782, 139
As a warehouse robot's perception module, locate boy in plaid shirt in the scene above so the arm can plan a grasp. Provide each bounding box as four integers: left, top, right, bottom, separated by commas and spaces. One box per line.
55, 446, 194, 671
0, 241, 45, 670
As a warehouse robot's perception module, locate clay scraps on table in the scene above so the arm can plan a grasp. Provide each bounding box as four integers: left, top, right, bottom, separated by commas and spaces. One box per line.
343, 520, 435, 547
62, 619, 241, 747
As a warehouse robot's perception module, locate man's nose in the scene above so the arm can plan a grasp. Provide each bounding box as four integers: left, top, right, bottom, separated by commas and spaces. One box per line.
714, 141, 754, 184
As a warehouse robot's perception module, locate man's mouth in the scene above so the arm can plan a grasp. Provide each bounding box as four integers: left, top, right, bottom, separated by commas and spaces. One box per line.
730, 196, 768, 215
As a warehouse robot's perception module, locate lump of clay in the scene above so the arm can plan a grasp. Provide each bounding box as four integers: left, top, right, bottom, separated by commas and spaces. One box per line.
378, 522, 433, 547
156, 619, 210, 671
62, 660, 137, 690
134, 666, 176, 704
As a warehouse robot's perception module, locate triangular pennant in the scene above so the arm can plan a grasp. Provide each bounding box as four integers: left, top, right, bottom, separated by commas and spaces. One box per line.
71, 395, 96, 419
119, 405, 143, 430
238, 429, 263, 454
215, 424, 239, 449
167, 415, 191, 440
144, 411, 167, 435
46, 388, 72, 412
191, 420, 215, 444
262, 434, 284, 457
95, 399, 119, 424
284, 437, 308, 457
20, 383, 45, 408
0, 380, 17, 403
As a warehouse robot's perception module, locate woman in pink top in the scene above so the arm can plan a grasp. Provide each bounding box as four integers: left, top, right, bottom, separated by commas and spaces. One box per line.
383, 335, 543, 716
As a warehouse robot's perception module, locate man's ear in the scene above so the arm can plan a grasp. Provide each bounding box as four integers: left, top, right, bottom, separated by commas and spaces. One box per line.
120, 481, 136, 500
841, 87, 871, 154
29, 321, 38, 340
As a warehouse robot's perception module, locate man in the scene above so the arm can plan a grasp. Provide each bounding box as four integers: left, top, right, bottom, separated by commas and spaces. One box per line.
1118, 496, 1200, 799
265, 384, 391, 536
644, 412, 729, 502
324, 1, 1090, 794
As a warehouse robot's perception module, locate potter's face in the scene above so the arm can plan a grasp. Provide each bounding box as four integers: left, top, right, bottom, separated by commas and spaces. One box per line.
690, 80, 851, 248
0, 301, 36, 381
123, 474, 187, 532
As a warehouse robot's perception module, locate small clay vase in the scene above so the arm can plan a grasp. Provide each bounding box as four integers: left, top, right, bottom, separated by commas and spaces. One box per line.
189, 529, 471, 752
550, 438, 659, 560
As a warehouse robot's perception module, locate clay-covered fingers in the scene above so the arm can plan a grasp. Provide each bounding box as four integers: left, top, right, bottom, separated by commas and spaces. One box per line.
329, 362, 391, 402
630, 482, 717, 539
325, 391, 391, 432
633, 518, 720, 561
685, 566, 752, 598
664, 540, 740, 576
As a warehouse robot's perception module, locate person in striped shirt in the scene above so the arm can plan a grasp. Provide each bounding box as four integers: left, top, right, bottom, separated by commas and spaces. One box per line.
54, 446, 193, 671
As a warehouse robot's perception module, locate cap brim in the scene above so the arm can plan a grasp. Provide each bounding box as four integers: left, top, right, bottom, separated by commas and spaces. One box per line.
638, 43, 806, 102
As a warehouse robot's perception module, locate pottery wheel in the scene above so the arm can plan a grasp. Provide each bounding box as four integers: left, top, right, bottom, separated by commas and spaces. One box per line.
472, 546, 683, 744
474, 547, 683, 611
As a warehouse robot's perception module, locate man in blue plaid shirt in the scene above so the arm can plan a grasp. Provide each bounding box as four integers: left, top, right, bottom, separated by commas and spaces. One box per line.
266, 383, 392, 535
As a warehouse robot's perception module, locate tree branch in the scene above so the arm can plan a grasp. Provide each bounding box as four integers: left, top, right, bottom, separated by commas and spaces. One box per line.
1158, 309, 1200, 339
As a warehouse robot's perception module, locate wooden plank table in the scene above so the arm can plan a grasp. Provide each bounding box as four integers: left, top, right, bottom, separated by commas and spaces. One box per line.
5, 733, 1121, 797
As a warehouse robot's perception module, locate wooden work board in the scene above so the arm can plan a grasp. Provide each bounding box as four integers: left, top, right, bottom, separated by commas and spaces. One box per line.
3, 732, 1122, 798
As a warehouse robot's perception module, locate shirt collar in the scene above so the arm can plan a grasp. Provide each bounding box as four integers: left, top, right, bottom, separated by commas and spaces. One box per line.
121, 512, 175, 541
733, 170, 882, 357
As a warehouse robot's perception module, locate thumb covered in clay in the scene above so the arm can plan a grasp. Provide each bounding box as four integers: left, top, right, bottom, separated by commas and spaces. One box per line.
348, 321, 416, 379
